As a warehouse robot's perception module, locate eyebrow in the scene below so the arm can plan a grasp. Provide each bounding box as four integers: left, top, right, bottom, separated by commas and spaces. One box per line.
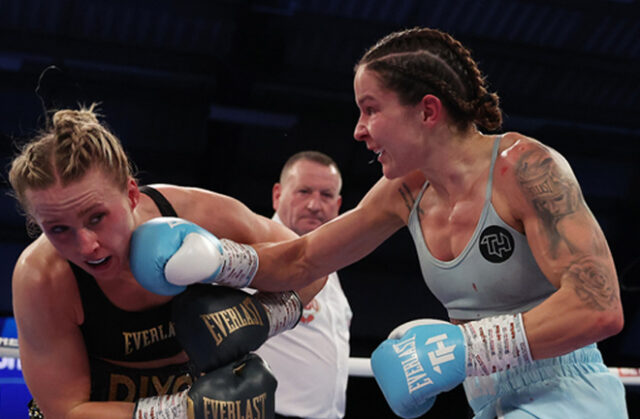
41, 203, 103, 226
78, 203, 103, 218
356, 95, 376, 107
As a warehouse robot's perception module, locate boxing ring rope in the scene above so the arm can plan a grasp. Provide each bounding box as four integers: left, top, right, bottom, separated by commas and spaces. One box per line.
346, 357, 640, 386
2, 340, 639, 386
0, 337, 18, 359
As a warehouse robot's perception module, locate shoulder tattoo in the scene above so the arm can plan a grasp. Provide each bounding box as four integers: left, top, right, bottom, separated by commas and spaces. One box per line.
515, 148, 581, 257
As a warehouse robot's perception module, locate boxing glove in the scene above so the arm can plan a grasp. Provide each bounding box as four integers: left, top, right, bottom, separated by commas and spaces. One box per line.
172, 284, 302, 374
130, 217, 258, 296
371, 320, 464, 418
133, 353, 277, 419
371, 315, 532, 418
187, 354, 277, 419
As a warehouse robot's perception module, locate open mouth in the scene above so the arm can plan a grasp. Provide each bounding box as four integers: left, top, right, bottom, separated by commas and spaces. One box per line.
86, 256, 111, 267
368, 148, 384, 164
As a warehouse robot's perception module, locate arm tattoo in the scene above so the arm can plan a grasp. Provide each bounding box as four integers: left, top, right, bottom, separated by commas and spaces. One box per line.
398, 183, 424, 221
566, 256, 619, 311
515, 148, 581, 257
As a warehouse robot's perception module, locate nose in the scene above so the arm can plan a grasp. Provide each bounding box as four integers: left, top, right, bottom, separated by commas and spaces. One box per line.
306, 192, 322, 211
77, 228, 99, 255
354, 119, 368, 142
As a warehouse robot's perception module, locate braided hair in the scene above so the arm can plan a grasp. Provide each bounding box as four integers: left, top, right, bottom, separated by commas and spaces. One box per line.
356, 27, 502, 132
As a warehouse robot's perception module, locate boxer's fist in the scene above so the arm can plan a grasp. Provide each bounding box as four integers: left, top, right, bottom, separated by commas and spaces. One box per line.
187, 354, 277, 419
374, 315, 533, 418
130, 217, 224, 295
133, 354, 276, 419
371, 320, 466, 418
173, 285, 270, 373
130, 217, 258, 295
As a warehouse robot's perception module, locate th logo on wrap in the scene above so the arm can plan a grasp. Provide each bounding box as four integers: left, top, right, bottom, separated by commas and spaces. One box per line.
479, 225, 514, 263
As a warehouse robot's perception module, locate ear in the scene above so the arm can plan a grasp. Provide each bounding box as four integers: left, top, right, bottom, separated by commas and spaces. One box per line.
272, 183, 282, 212
419, 94, 443, 127
127, 177, 140, 210
336, 195, 343, 211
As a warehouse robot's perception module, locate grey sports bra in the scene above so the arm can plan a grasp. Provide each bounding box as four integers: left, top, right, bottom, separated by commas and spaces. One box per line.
407, 136, 556, 319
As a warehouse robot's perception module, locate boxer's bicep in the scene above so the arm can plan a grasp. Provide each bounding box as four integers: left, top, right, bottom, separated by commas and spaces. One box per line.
513, 144, 618, 299
510, 144, 622, 358
165, 186, 287, 244
305, 204, 401, 272
303, 175, 406, 271
251, 176, 405, 290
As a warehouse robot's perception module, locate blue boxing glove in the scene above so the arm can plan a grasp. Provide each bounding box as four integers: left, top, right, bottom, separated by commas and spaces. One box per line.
371, 320, 464, 418
372, 315, 533, 418
130, 217, 259, 296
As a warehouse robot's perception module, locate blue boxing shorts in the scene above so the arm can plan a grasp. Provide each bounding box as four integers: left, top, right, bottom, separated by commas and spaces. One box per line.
463, 343, 627, 418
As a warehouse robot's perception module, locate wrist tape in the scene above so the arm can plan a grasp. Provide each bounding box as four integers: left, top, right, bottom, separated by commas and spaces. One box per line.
461, 313, 532, 376
254, 291, 303, 338
218, 239, 259, 288
133, 389, 188, 419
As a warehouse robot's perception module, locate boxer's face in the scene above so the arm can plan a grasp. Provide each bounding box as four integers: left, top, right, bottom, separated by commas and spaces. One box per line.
353, 67, 425, 179
26, 168, 138, 280
273, 160, 342, 235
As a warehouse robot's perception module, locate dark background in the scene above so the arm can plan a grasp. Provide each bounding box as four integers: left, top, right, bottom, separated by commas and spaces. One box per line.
0, 0, 639, 417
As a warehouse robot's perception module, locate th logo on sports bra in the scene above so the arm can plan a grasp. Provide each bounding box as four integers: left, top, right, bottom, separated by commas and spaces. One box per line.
479, 226, 514, 263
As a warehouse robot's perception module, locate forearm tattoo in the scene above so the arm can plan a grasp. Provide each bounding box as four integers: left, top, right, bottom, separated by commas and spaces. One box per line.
566, 256, 619, 311
515, 148, 581, 257
398, 183, 424, 220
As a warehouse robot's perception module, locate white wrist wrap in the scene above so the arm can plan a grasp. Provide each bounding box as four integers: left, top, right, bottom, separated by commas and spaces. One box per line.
254, 291, 303, 338
218, 239, 259, 288
133, 389, 188, 419
461, 313, 532, 376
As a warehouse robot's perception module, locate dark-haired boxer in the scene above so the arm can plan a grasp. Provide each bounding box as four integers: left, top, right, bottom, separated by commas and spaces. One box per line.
132, 27, 627, 418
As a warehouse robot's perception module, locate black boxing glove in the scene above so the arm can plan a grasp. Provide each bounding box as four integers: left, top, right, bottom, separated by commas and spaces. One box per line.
172, 284, 302, 374
187, 353, 277, 419
133, 354, 276, 419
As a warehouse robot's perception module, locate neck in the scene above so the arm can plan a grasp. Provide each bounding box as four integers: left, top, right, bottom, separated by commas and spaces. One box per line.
419, 129, 494, 202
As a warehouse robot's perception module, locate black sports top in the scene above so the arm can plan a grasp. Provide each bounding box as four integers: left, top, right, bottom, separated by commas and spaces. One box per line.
74, 186, 182, 362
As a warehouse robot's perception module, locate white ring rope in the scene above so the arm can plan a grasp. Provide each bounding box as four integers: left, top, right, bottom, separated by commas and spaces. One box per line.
0, 337, 19, 359
346, 357, 640, 386
2, 340, 638, 386
348, 357, 373, 377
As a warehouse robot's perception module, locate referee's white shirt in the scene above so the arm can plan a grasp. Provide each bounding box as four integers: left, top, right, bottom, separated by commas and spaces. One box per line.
254, 214, 352, 419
